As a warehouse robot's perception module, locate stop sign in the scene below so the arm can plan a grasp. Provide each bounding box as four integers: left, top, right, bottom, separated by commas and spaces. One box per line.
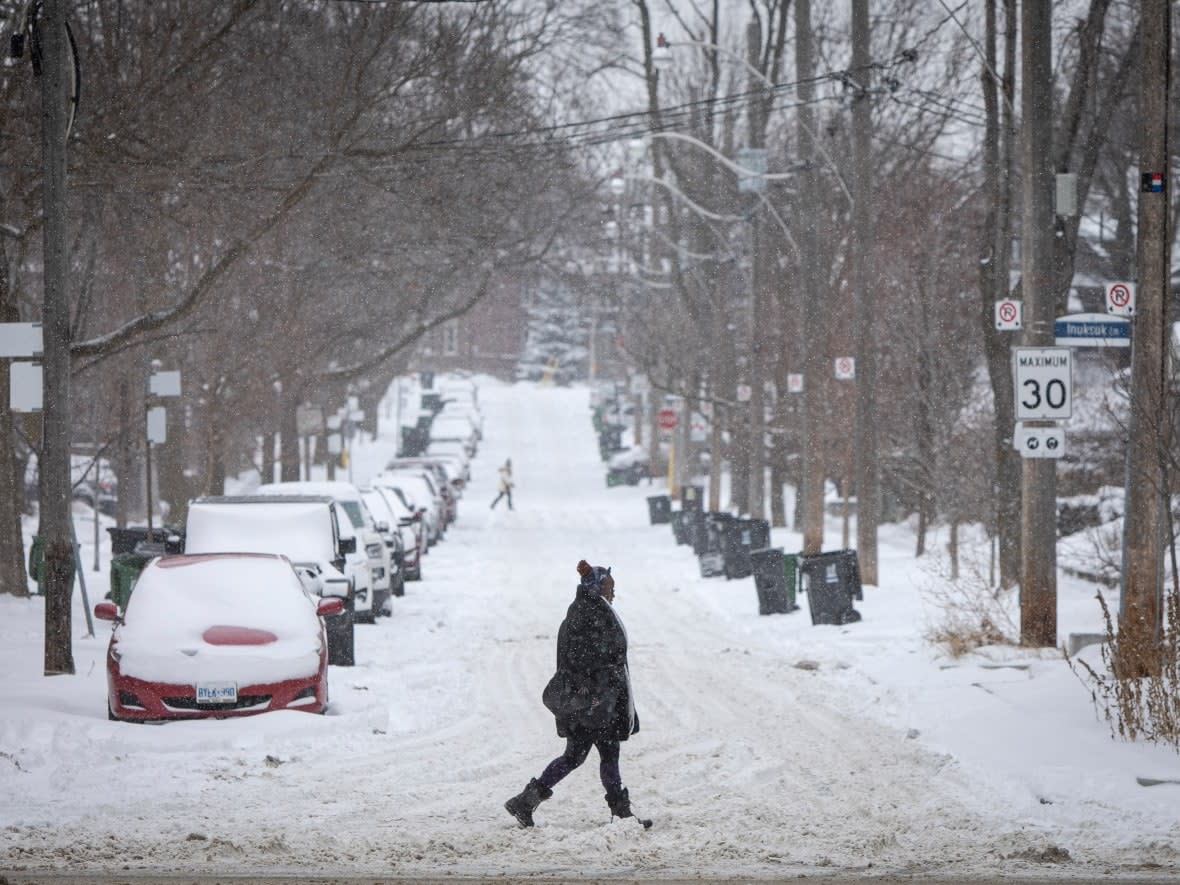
657, 407, 678, 430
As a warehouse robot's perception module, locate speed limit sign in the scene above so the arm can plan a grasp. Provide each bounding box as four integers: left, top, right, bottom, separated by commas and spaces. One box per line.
1012, 347, 1072, 421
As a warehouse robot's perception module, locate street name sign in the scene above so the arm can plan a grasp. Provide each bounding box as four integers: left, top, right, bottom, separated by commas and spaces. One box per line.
1054, 313, 1130, 348
1013, 347, 1072, 421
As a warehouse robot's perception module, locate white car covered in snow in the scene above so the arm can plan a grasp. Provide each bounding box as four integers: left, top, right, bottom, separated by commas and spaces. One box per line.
254, 481, 391, 622
183, 495, 360, 666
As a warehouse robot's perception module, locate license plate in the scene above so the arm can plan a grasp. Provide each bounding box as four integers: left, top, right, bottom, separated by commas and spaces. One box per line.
196, 682, 237, 704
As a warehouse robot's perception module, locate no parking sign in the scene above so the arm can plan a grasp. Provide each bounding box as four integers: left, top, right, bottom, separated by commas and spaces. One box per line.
1105, 282, 1135, 317
995, 299, 1022, 330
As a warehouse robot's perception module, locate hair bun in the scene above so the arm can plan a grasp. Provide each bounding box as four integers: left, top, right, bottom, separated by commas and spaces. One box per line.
576, 560, 593, 577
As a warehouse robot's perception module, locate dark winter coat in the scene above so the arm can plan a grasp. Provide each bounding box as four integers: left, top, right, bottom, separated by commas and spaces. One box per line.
543, 584, 639, 741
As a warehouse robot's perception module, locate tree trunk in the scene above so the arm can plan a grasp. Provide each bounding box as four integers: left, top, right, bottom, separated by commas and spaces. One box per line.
980, 0, 1021, 588
1019, 0, 1058, 647
851, 0, 878, 585
796, 0, 826, 556
280, 389, 301, 482
1118, 0, 1171, 676
38, 0, 76, 675
116, 376, 132, 528
0, 245, 30, 597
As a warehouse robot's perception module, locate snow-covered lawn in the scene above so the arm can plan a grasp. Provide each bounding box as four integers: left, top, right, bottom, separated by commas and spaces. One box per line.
2, 378, 1178, 880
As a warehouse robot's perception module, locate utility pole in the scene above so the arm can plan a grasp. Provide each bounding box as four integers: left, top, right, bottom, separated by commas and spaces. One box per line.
38, 0, 76, 675
1119, 0, 1171, 675
1019, 1, 1057, 647
850, 0, 878, 584
746, 19, 766, 521
797, 0, 825, 555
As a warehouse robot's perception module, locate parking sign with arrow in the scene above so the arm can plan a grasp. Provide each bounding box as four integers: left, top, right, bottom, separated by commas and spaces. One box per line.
1015, 424, 1065, 459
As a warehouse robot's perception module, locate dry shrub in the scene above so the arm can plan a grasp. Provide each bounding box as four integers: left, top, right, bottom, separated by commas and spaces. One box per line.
1067, 584, 1180, 751
920, 546, 1018, 658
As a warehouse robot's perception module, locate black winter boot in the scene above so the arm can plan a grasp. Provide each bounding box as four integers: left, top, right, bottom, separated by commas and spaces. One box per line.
605, 787, 633, 819
504, 778, 552, 828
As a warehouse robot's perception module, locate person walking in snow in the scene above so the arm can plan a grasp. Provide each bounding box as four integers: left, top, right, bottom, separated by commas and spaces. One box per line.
504, 560, 643, 828
489, 458, 514, 511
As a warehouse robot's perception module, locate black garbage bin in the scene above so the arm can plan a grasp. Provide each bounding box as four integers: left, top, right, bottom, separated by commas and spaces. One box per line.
799, 549, 862, 625
698, 512, 733, 577
107, 526, 153, 555
647, 495, 672, 525
745, 518, 770, 552
750, 547, 797, 615
720, 518, 761, 580
691, 510, 714, 556
671, 510, 690, 545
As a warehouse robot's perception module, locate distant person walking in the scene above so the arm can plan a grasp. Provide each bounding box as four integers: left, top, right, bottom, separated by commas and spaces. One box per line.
504, 560, 647, 829
489, 459, 514, 511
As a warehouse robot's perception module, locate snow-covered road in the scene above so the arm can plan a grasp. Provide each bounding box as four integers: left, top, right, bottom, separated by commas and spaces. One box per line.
2, 379, 1177, 881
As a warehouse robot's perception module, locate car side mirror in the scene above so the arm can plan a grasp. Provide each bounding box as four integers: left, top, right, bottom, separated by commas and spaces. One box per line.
94, 602, 120, 621
339, 536, 357, 555
295, 566, 323, 597
316, 597, 345, 617
320, 579, 350, 600
375, 521, 390, 534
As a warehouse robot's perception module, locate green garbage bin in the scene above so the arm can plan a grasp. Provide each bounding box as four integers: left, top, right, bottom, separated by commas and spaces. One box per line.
108, 552, 152, 610
784, 552, 799, 610
28, 534, 45, 594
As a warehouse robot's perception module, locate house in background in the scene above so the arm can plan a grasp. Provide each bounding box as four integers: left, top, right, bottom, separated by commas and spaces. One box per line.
412, 279, 528, 380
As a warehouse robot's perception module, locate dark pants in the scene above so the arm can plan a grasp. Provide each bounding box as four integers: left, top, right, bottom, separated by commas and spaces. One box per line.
538, 734, 622, 794
490, 489, 513, 510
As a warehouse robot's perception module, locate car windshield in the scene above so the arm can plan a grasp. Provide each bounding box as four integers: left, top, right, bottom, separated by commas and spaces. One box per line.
338, 500, 365, 529
123, 555, 313, 635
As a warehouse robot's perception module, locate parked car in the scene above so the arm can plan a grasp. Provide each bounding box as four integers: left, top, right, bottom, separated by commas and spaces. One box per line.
359, 487, 408, 601
366, 481, 424, 579
95, 552, 342, 721
385, 457, 460, 525
423, 440, 471, 483
183, 495, 358, 666
428, 413, 478, 457
375, 470, 444, 546
254, 481, 390, 624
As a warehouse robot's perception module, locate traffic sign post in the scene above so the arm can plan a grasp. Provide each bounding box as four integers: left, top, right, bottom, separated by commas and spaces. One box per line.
834, 356, 855, 380
995, 299, 1023, 330
787, 373, 804, 393
1012, 347, 1072, 421
1105, 281, 1136, 316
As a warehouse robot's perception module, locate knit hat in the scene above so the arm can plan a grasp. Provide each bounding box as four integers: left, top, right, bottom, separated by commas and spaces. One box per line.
576, 559, 612, 589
